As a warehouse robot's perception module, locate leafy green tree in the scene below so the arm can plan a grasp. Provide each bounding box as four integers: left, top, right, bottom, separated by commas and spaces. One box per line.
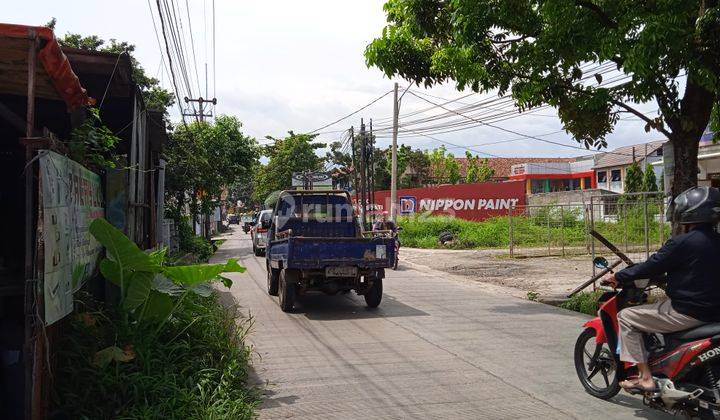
399, 148, 431, 188
252, 132, 325, 203
446, 153, 461, 184
477, 158, 495, 182
365, 1, 720, 210
427, 146, 450, 184
165, 116, 259, 235
624, 162, 644, 194
326, 141, 353, 189
373, 148, 392, 190
643, 163, 659, 192
465, 152, 480, 184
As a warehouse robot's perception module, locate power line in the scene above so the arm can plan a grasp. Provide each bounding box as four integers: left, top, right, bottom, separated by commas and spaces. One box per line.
154, 0, 187, 124
405, 90, 633, 156
306, 89, 395, 134
184, 0, 202, 95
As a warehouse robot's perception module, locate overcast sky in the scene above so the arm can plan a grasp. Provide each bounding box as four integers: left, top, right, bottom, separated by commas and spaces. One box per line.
10, 0, 664, 158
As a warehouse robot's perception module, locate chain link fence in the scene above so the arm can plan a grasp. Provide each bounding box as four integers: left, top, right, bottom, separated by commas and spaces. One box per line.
508, 192, 668, 261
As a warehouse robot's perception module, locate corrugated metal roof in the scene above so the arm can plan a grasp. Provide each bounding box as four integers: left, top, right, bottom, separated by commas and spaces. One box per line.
593, 140, 666, 169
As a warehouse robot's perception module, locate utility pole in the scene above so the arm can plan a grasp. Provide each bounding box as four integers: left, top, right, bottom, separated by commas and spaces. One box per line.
359, 119, 367, 229
390, 82, 399, 222
369, 118, 375, 217
350, 126, 358, 201
183, 96, 216, 122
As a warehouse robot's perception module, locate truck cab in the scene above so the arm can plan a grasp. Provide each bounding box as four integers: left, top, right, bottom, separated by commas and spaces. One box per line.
264, 190, 395, 312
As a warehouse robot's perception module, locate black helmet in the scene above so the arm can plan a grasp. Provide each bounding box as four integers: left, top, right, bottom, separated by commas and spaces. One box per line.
672, 186, 720, 225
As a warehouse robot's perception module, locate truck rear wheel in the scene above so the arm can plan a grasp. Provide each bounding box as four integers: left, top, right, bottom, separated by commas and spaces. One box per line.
364, 276, 383, 308
267, 262, 279, 296
279, 269, 297, 312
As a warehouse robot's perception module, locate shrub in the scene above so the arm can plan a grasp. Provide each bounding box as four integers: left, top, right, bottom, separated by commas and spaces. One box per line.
560, 290, 604, 315
177, 217, 214, 262
55, 293, 258, 419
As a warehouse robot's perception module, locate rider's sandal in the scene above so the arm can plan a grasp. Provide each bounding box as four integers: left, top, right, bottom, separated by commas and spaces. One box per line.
620, 379, 659, 394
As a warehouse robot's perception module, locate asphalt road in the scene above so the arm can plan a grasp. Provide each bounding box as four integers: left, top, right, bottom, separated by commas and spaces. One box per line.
212, 227, 669, 419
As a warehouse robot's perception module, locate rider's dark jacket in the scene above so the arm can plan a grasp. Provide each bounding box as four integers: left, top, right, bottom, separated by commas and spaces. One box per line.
615, 225, 720, 322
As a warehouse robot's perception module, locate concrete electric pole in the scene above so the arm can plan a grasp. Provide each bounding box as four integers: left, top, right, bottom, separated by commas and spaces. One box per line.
390, 82, 399, 222
183, 96, 217, 122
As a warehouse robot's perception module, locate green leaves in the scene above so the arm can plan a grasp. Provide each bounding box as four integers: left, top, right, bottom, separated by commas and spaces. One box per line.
143, 291, 174, 323
89, 218, 245, 332
163, 259, 245, 286
365, 0, 718, 152
90, 219, 159, 273
123, 272, 154, 311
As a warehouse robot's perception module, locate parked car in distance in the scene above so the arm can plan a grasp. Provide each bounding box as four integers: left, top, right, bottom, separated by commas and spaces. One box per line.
227, 214, 239, 224
253, 210, 273, 256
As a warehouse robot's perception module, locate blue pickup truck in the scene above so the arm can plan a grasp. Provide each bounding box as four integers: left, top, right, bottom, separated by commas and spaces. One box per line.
264, 190, 395, 312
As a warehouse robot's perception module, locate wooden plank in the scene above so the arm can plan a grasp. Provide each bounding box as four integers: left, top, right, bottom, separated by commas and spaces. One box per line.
589, 229, 634, 265
567, 259, 623, 297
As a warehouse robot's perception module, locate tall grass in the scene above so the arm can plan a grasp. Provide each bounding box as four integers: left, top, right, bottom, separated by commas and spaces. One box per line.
398, 203, 664, 250
55, 292, 258, 419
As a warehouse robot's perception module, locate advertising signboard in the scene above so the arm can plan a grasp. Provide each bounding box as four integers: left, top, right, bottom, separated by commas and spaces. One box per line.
40, 151, 104, 325
291, 172, 333, 190
372, 181, 526, 221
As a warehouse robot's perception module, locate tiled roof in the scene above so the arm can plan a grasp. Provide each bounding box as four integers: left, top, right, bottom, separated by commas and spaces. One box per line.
455, 157, 575, 178
593, 140, 666, 169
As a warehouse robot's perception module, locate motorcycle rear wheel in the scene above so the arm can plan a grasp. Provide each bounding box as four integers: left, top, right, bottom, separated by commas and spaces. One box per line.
574, 328, 621, 400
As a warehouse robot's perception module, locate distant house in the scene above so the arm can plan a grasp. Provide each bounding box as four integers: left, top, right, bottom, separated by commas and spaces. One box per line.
455, 157, 575, 182
593, 141, 664, 193
508, 157, 596, 194
651, 129, 720, 190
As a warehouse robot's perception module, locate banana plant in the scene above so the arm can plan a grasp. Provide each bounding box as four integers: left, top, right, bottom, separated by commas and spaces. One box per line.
89, 218, 244, 327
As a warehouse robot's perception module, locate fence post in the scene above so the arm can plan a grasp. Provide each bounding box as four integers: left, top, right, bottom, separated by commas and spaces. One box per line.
659, 197, 665, 245
560, 206, 565, 257
589, 197, 596, 289
547, 206, 551, 257
508, 206, 514, 257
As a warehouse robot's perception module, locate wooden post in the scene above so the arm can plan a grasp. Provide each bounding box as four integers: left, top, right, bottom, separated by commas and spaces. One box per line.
23, 31, 41, 420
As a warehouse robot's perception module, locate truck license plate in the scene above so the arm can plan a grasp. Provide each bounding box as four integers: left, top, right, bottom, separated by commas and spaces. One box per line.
326, 266, 357, 277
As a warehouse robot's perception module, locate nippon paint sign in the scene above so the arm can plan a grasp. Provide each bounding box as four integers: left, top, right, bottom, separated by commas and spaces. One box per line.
373, 181, 525, 221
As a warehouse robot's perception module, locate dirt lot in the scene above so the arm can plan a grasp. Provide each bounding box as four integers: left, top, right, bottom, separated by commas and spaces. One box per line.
400, 247, 600, 299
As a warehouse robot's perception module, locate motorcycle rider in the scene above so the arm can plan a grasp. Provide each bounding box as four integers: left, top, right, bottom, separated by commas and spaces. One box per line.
606, 186, 720, 393
372, 211, 396, 232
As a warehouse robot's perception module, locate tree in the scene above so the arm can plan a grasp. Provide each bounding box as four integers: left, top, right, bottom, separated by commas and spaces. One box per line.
165, 116, 259, 235
326, 141, 353, 189
446, 153, 461, 184
643, 163, 659, 192
399, 147, 431, 188
366, 1, 720, 229
252, 132, 325, 203
465, 152, 480, 184
373, 148, 392, 190
624, 162, 644, 194
477, 158, 495, 183
427, 146, 450, 184
48, 22, 174, 113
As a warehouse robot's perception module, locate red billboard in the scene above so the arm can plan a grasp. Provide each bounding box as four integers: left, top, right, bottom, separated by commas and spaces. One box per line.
367, 181, 526, 221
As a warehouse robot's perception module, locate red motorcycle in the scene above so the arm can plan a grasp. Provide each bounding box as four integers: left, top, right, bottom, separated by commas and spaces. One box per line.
574, 256, 720, 418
